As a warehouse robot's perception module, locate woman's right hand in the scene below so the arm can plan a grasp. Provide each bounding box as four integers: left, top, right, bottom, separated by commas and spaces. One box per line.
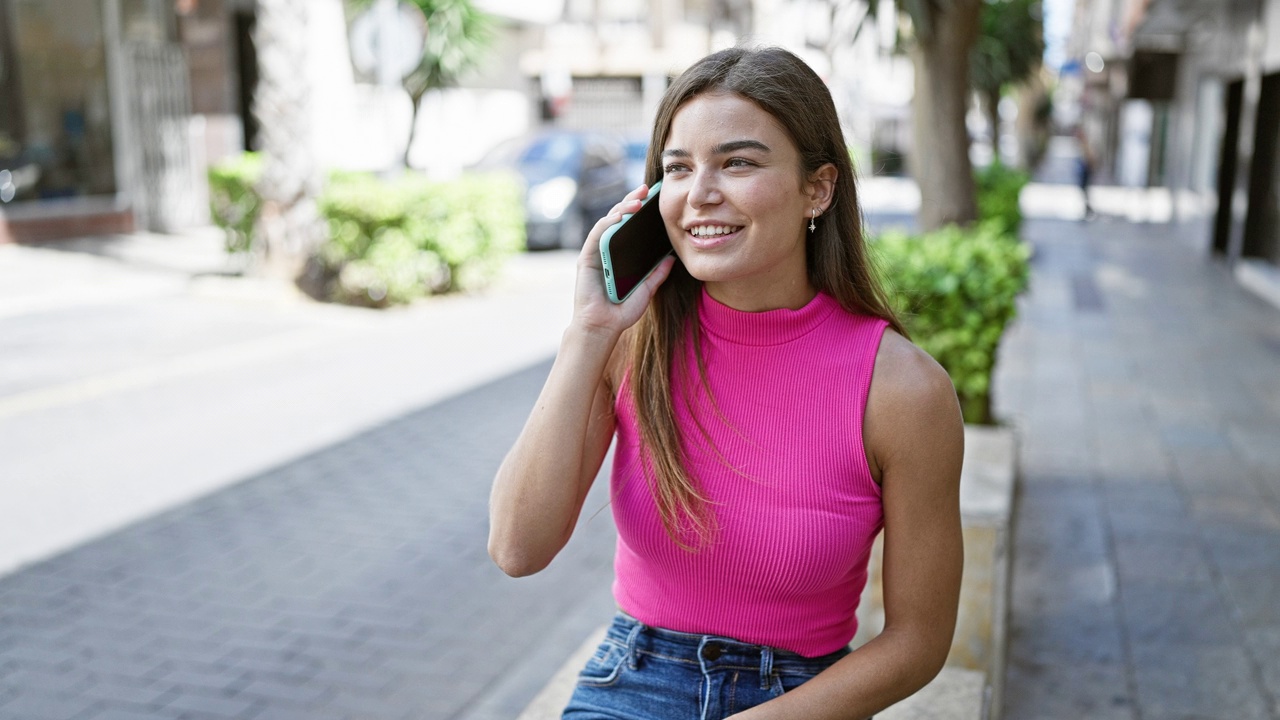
491, 189, 671, 578
571, 184, 676, 338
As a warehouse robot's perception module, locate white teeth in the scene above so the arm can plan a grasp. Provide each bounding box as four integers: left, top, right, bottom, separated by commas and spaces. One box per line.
690, 225, 740, 237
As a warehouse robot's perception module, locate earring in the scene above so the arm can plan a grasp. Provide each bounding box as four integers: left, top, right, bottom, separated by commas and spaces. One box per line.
809, 208, 817, 233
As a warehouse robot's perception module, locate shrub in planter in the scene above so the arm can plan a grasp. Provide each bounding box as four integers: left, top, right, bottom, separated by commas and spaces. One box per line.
313, 171, 524, 307
975, 162, 1029, 236
873, 222, 1030, 424
208, 152, 264, 254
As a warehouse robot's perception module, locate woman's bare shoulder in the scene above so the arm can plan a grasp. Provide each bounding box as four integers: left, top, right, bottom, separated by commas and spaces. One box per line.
864, 329, 963, 480
871, 330, 956, 406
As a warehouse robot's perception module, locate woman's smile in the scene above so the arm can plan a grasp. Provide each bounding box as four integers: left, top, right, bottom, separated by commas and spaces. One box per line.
684, 222, 744, 249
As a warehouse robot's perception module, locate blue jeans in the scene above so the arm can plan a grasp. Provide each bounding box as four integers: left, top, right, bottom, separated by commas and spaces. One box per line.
562, 612, 851, 720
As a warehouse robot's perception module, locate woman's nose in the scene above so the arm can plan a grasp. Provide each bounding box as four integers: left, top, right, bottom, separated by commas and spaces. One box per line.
687, 170, 721, 207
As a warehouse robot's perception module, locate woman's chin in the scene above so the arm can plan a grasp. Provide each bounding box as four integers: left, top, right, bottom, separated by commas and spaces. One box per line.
677, 258, 737, 285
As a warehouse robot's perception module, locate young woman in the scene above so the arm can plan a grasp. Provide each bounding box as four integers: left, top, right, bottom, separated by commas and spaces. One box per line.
489, 46, 964, 720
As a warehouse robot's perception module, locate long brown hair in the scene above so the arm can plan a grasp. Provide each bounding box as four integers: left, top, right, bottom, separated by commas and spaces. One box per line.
627, 46, 905, 549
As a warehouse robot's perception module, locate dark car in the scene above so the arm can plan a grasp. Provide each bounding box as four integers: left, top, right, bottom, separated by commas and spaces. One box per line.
624, 137, 650, 189
476, 130, 629, 250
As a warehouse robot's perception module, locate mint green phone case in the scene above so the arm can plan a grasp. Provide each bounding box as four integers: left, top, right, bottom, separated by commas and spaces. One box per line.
600, 181, 669, 304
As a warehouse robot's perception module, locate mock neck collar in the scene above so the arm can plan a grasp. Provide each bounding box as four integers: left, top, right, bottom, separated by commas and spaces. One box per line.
697, 286, 839, 346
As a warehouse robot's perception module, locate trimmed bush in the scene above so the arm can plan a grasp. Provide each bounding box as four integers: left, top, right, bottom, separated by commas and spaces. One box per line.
975, 161, 1029, 236
873, 222, 1030, 425
313, 171, 525, 307
207, 154, 524, 307
208, 152, 264, 254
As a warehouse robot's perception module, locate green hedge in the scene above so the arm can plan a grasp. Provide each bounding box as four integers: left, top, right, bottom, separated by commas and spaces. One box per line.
975, 161, 1029, 237
207, 155, 524, 307
208, 152, 264, 254
314, 171, 524, 306
873, 222, 1030, 424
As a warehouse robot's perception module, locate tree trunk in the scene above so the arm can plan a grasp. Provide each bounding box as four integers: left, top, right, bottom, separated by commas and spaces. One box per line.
252, 0, 321, 276
910, 0, 982, 231
985, 87, 1001, 164
1014, 70, 1049, 170
403, 91, 424, 169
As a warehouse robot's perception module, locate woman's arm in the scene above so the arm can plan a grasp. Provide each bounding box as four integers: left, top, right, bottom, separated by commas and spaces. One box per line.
488, 186, 676, 578
732, 331, 965, 719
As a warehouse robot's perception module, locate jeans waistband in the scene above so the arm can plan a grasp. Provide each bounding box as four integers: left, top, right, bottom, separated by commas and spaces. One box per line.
605, 611, 849, 679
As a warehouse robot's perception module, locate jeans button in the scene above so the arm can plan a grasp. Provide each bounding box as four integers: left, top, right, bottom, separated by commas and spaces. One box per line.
701, 642, 722, 660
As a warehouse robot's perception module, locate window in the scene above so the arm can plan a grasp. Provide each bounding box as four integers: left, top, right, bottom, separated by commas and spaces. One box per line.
0, 0, 117, 202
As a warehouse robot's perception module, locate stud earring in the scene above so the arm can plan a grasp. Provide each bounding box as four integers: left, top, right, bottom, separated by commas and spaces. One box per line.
809, 208, 817, 233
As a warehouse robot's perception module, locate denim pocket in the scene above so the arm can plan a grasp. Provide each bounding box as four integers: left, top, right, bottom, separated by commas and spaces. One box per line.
576, 639, 628, 687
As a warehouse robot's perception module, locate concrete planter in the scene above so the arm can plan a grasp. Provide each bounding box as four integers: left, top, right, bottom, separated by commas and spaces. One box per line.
858, 425, 1017, 720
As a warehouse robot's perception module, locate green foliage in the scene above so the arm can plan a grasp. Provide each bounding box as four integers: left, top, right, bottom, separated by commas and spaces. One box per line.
208, 152, 264, 254
975, 161, 1029, 236
971, 0, 1045, 96
313, 171, 524, 307
347, 0, 494, 102
873, 222, 1030, 424
209, 152, 523, 307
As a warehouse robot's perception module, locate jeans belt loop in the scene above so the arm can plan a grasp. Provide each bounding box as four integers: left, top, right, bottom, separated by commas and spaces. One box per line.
696, 636, 714, 720
624, 619, 644, 671
759, 645, 774, 689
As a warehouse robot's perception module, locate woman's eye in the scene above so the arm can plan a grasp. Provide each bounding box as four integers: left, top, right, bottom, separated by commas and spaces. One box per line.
727, 158, 755, 168
662, 163, 689, 174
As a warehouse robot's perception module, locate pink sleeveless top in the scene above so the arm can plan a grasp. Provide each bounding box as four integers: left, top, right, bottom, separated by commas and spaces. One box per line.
611, 288, 889, 657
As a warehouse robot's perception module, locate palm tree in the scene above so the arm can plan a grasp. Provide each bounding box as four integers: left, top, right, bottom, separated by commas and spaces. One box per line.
252, 0, 322, 274
349, 0, 494, 168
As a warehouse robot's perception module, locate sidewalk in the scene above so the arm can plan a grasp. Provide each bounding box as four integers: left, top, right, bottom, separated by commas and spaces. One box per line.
996, 225, 1280, 713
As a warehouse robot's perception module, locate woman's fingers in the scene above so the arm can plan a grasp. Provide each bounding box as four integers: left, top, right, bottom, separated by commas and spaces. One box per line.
623, 183, 650, 202
602, 185, 651, 223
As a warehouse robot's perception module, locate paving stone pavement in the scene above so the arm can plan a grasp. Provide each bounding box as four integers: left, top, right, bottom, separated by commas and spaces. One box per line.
0, 357, 622, 720
996, 212, 1280, 719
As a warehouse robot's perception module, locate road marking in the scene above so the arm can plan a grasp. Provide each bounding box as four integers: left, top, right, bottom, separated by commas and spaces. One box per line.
0, 329, 336, 421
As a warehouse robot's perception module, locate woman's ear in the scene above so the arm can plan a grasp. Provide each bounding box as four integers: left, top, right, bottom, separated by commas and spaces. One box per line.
806, 163, 838, 212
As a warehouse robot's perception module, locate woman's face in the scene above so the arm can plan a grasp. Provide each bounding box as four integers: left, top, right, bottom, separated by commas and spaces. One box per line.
659, 92, 819, 311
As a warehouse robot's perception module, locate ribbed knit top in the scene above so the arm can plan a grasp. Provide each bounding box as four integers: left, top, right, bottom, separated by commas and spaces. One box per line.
611, 288, 889, 657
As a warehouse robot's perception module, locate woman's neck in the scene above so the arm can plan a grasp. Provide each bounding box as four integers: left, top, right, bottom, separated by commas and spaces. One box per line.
704, 277, 817, 312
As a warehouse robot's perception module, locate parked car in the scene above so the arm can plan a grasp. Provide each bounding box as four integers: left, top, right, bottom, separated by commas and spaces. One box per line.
624, 137, 649, 189
475, 130, 629, 250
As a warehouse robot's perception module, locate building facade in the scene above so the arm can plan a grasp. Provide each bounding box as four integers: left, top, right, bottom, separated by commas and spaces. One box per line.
1074, 0, 1280, 282
513, 0, 914, 175
0, 0, 211, 243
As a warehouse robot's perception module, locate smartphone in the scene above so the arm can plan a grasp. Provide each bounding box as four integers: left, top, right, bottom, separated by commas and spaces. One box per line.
600, 181, 673, 304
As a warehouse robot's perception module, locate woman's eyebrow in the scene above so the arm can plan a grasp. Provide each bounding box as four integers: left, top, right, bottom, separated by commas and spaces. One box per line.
661, 139, 772, 158
713, 139, 771, 155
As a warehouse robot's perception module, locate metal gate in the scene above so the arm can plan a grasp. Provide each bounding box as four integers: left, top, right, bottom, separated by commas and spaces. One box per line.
122, 42, 206, 232
562, 76, 644, 133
